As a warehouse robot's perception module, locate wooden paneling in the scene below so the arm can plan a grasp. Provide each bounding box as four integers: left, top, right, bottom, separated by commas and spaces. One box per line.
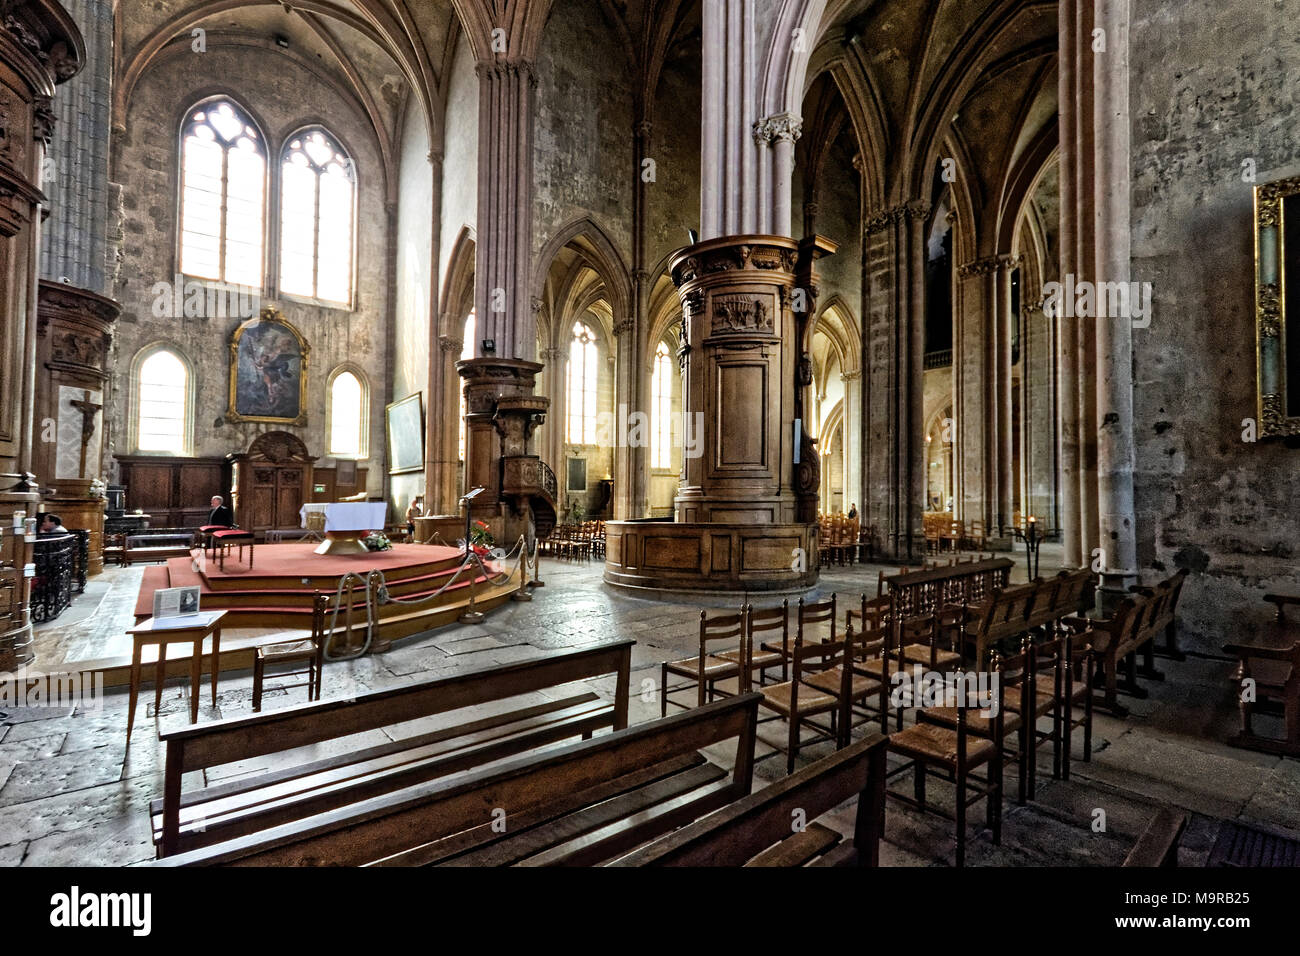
116, 456, 228, 528
309, 466, 369, 503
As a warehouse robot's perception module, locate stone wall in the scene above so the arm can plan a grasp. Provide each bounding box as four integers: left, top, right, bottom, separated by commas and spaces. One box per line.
392, 96, 434, 516
109, 43, 390, 498
1129, 0, 1300, 649
534, 0, 635, 267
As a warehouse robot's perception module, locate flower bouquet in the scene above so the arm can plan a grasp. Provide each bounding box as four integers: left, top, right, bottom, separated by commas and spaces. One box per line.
467, 519, 495, 557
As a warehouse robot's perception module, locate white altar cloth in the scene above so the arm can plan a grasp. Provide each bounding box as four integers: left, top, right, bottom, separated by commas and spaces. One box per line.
299, 502, 387, 532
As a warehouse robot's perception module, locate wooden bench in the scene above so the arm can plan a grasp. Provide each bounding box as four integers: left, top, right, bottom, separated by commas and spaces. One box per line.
612, 733, 888, 867
960, 570, 1093, 668
1224, 638, 1300, 757
1264, 592, 1300, 624
155, 692, 761, 867
151, 639, 633, 857
1066, 570, 1186, 715
123, 528, 199, 565
1122, 807, 1187, 867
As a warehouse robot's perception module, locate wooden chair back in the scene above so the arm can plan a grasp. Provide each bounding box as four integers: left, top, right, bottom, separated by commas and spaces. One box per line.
798, 594, 838, 644
747, 600, 788, 654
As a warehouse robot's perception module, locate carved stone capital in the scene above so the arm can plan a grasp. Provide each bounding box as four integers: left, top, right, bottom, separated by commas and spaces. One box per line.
863, 200, 931, 236
752, 112, 802, 146
439, 335, 463, 353
957, 254, 1019, 279
613, 318, 636, 337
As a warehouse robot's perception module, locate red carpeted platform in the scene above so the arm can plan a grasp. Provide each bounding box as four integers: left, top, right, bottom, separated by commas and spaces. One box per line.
134, 542, 519, 635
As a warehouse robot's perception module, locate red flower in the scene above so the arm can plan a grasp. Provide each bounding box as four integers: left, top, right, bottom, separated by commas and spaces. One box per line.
475, 520, 490, 530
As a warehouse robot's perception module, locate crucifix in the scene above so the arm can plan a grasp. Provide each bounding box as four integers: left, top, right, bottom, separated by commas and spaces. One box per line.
69, 390, 103, 479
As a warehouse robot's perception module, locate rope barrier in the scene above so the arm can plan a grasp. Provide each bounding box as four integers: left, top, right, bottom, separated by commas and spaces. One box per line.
321, 535, 530, 661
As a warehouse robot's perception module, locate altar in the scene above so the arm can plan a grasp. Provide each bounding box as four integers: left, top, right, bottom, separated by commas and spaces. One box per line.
301, 501, 388, 555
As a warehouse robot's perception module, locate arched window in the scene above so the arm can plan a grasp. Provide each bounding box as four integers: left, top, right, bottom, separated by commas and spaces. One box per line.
651, 341, 673, 468
458, 311, 476, 461
136, 348, 189, 454
328, 369, 366, 458
280, 128, 355, 304
179, 98, 266, 287
567, 322, 599, 444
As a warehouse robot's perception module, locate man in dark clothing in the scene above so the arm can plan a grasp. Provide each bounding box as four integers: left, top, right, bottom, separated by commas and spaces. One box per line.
207, 495, 234, 527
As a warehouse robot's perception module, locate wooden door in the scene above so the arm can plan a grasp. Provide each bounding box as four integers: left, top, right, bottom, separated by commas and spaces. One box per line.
275, 466, 304, 529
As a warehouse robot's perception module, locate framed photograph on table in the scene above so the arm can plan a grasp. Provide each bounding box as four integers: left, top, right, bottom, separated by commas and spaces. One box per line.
386, 393, 425, 475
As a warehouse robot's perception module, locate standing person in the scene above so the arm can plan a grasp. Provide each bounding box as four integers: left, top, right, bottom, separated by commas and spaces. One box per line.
847, 503, 858, 520
207, 495, 234, 527
405, 495, 424, 536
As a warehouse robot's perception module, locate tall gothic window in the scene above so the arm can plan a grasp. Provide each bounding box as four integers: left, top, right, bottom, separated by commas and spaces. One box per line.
567, 322, 599, 444
279, 128, 355, 304
328, 369, 366, 458
458, 311, 476, 461
136, 348, 189, 454
179, 98, 266, 287
651, 341, 673, 468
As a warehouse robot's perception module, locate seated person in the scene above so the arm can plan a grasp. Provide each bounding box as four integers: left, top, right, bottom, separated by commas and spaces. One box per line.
205, 495, 234, 529
39, 513, 68, 533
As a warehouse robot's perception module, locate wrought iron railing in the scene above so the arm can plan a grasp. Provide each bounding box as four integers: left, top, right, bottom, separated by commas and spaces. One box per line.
32, 532, 78, 624
539, 460, 557, 501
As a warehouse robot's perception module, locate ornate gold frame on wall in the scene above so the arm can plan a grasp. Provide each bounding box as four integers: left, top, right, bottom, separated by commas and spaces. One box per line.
227, 306, 310, 426
1255, 176, 1300, 438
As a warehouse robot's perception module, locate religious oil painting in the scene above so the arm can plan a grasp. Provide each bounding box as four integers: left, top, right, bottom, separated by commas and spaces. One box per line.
228, 308, 310, 425
386, 393, 424, 475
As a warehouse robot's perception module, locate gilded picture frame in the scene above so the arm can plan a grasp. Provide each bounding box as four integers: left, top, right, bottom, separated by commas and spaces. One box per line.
227, 306, 310, 426
1255, 175, 1300, 439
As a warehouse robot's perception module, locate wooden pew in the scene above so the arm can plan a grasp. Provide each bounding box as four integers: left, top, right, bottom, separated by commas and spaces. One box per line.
1224, 638, 1300, 757
883, 558, 1014, 625
155, 693, 761, 867
1122, 807, 1187, 867
152, 639, 633, 857
1067, 570, 1185, 715
611, 733, 888, 867
1263, 591, 1300, 624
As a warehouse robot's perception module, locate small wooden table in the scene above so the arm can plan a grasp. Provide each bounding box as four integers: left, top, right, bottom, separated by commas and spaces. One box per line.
125, 610, 227, 744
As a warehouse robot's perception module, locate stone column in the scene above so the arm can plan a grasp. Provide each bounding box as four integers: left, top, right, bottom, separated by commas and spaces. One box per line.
700, 0, 774, 238
1094, 0, 1138, 591
0, 1, 83, 667
612, 316, 638, 520
428, 333, 462, 513
840, 369, 862, 512
863, 202, 929, 559
754, 113, 802, 239
995, 255, 1021, 534
537, 343, 563, 476
629, 116, 653, 518
474, 60, 536, 359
